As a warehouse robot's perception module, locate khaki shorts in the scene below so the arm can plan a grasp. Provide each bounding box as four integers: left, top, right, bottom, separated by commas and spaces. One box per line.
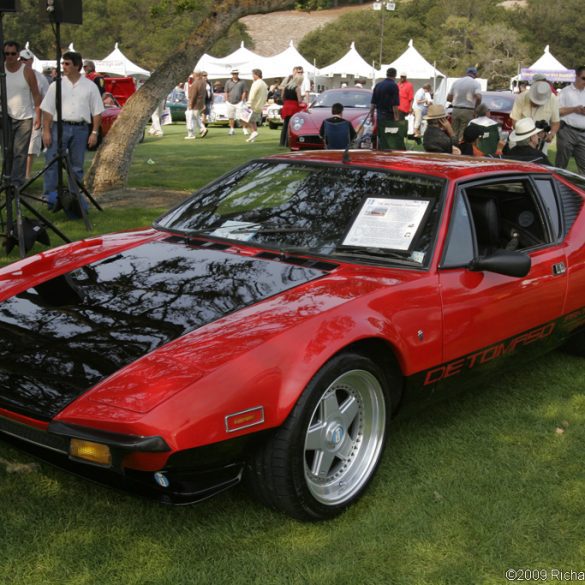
28, 125, 42, 156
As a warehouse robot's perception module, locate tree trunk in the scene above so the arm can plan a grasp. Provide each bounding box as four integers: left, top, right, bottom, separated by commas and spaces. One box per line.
87, 0, 296, 195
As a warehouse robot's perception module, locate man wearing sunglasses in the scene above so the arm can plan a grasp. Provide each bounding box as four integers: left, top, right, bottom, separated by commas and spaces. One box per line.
41, 51, 104, 213
556, 66, 585, 175
3, 40, 41, 187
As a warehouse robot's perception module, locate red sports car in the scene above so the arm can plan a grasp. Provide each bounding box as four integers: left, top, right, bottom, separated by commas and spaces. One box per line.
288, 88, 372, 150
1, 151, 585, 521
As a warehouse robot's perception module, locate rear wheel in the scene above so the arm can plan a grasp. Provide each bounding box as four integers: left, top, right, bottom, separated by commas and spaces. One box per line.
246, 352, 391, 521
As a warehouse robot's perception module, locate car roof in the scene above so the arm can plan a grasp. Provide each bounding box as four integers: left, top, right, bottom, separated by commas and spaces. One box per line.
266, 150, 551, 181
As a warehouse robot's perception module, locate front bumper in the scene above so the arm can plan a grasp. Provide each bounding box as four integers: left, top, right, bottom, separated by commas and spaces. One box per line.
0, 414, 244, 505
289, 134, 324, 150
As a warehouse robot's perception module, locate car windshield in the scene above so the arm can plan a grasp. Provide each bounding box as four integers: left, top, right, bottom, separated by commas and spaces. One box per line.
481, 92, 514, 112
312, 90, 371, 109
156, 161, 445, 267
168, 89, 186, 103
214, 94, 225, 104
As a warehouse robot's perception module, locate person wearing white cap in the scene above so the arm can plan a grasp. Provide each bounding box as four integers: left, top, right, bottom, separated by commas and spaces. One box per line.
3, 40, 41, 187
224, 69, 247, 135
499, 117, 551, 165
555, 65, 585, 175
510, 79, 560, 149
19, 49, 49, 179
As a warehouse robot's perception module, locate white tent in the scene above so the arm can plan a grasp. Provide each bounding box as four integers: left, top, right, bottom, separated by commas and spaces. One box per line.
97, 43, 150, 78
518, 45, 575, 83
318, 42, 375, 80
260, 40, 317, 80
195, 42, 265, 80
29, 42, 150, 78
376, 40, 445, 83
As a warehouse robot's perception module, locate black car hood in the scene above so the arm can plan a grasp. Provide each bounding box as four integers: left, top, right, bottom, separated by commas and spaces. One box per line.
0, 237, 329, 420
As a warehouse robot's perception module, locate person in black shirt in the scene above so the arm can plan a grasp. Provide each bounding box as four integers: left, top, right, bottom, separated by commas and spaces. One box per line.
502, 117, 551, 165
370, 67, 399, 148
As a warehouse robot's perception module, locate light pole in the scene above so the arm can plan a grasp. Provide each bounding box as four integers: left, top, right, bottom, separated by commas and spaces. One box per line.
372, 1, 396, 69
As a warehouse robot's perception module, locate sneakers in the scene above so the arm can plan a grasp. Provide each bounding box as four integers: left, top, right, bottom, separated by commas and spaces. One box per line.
184, 135, 196, 140
242, 128, 249, 136
246, 131, 258, 143
200, 127, 208, 138
228, 128, 235, 135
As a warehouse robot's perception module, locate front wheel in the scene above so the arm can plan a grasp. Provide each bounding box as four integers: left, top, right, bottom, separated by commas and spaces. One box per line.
246, 352, 391, 521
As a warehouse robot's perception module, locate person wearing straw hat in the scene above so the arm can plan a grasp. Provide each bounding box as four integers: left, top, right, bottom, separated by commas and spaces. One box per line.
510, 79, 560, 148
422, 104, 460, 154
500, 117, 551, 165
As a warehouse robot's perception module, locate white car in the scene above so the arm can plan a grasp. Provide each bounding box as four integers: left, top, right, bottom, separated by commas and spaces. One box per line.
265, 102, 283, 129
208, 94, 231, 126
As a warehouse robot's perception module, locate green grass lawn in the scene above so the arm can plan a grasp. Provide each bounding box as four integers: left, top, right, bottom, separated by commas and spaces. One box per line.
1, 123, 584, 585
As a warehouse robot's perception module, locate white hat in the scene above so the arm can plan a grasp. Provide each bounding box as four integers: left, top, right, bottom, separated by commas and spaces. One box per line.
528, 81, 551, 106
400, 71, 408, 77
19, 49, 34, 60
509, 118, 542, 142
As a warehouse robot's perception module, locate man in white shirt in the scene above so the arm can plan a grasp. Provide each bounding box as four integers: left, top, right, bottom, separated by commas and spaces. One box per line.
41, 51, 104, 211
3, 40, 41, 187
447, 66, 482, 142
555, 66, 585, 175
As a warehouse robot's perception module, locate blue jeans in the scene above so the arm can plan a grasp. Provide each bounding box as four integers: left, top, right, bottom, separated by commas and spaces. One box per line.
44, 123, 89, 210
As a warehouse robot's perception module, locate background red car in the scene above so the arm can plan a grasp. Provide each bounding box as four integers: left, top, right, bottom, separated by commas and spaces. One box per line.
288, 87, 372, 150
99, 77, 137, 139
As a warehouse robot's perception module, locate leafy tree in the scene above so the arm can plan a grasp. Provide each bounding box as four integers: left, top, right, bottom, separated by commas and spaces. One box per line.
509, 0, 585, 67
87, 0, 300, 194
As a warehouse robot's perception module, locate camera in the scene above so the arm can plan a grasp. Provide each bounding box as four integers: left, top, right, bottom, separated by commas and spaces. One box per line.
534, 120, 551, 134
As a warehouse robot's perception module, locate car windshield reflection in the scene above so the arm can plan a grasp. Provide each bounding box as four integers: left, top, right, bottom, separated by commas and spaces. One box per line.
156, 161, 445, 268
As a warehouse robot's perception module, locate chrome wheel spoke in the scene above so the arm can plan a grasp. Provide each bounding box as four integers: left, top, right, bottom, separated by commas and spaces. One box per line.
305, 422, 326, 452
311, 449, 337, 478
321, 391, 341, 423
339, 394, 359, 429
336, 434, 355, 461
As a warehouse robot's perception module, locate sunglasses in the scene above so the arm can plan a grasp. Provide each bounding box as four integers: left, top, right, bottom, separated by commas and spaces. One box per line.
4, 51, 17, 56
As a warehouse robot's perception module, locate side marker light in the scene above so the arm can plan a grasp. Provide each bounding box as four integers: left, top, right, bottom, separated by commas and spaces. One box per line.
70, 438, 112, 466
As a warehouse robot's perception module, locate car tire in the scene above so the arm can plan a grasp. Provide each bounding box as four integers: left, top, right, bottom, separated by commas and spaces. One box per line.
246, 352, 391, 521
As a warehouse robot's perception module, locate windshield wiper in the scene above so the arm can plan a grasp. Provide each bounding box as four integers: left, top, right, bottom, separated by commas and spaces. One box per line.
332, 245, 416, 264
230, 222, 310, 234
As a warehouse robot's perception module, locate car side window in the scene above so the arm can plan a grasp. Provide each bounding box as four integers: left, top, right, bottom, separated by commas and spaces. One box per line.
463, 180, 550, 256
441, 195, 475, 268
533, 178, 561, 240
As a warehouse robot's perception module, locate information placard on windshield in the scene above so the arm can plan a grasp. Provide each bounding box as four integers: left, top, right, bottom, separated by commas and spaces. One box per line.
342, 197, 432, 251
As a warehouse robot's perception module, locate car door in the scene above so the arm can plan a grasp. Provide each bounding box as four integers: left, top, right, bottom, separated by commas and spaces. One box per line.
431, 174, 567, 387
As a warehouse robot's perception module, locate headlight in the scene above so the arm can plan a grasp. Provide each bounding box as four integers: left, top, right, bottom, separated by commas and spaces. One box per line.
291, 117, 305, 131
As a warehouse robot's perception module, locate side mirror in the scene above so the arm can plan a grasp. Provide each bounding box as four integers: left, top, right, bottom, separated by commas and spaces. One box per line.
468, 250, 531, 277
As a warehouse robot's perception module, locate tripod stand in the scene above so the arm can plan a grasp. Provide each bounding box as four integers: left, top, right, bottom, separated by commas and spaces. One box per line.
0, 11, 74, 256
0, 8, 102, 258
19, 13, 102, 231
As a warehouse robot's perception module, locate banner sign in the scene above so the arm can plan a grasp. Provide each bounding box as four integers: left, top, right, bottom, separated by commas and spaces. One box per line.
520, 68, 576, 82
